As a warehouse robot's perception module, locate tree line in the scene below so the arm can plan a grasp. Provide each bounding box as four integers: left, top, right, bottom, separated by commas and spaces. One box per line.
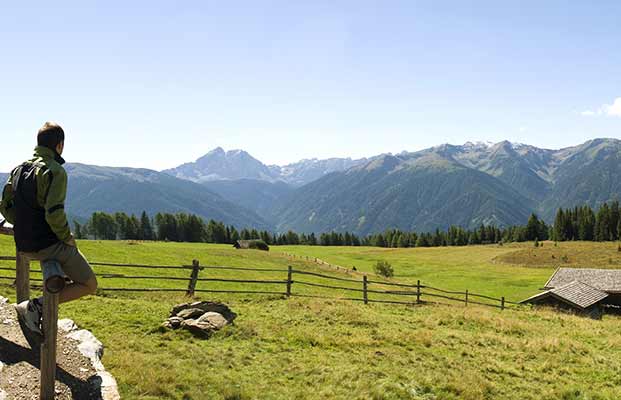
552, 201, 621, 242
73, 210, 551, 247
73, 202, 619, 247
75, 211, 275, 244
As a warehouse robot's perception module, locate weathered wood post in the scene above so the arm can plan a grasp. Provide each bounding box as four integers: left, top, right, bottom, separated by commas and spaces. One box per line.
40, 260, 66, 400
286, 266, 293, 297
416, 280, 421, 304
501, 297, 505, 311
363, 275, 368, 305
16, 251, 30, 303
465, 290, 469, 307
186, 259, 200, 297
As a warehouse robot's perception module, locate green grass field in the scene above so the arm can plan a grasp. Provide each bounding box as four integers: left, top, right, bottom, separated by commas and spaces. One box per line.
279, 243, 557, 301
1, 236, 621, 399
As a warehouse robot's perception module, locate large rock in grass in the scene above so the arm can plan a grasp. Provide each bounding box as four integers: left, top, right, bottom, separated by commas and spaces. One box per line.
163, 301, 236, 338
170, 301, 237, 322
176, 308, 206, 320
197, 312, 229, 330
181, 319, 217, 339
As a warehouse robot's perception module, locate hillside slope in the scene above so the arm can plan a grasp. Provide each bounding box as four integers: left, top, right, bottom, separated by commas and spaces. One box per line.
539, 139, 621, 219
65, 163, 272, 229
274, 154, 534, 235
202, 178, 293, 220
271, 139, 621, 233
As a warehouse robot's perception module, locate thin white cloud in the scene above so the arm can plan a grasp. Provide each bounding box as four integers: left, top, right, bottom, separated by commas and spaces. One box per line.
581, 97, 621, 117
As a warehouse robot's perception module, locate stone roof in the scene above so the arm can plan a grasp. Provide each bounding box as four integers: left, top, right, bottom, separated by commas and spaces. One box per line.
545, 268, 621, 293
523, 281, 609, 310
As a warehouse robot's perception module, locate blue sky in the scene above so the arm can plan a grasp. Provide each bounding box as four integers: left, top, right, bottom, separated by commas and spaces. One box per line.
1, 1, 619, 171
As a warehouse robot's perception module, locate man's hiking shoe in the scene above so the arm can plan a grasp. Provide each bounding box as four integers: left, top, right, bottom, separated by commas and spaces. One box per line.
14, 299, 43, 350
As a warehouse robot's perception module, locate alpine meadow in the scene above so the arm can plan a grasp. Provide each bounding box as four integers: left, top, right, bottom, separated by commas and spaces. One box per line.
2, 2, 621, 400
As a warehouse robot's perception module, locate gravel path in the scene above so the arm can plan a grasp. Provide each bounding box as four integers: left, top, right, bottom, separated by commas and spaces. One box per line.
0, 298, 109, 399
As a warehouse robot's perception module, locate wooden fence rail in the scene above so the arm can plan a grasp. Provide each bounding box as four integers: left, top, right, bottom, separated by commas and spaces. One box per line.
0, 254, 517, 311
0, 230, 520, 399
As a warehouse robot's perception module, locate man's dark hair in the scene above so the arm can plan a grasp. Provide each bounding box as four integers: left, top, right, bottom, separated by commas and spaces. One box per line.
37, 122, 65, 150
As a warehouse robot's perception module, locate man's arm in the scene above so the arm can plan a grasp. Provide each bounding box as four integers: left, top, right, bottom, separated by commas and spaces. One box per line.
43, 168, 73, 244
0, 173, 16, 225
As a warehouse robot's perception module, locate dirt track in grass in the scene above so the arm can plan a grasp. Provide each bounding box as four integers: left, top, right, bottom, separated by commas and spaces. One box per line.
0, 299, 102, 400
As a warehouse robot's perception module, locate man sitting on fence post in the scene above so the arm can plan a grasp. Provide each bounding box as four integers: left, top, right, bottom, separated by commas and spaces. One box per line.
0, 122, 98, 348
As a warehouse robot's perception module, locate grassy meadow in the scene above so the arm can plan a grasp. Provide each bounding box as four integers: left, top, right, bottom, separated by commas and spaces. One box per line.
279, 243, 557, 301
1, 236, 621, 399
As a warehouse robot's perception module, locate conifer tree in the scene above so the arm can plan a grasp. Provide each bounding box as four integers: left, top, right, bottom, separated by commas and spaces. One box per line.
230, 227, 240, 243
391, 235, 399, 248
526, 214, 541, 241
610, 201, 620, 240
74, 221, 84, 239
397, 234, 409, 248
595, 203, 611, 241
416, 233, 430, 247
553, 208, 566, 241
140, 211, 155, 240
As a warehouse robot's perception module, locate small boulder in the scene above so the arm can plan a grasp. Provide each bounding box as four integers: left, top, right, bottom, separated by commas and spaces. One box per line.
176, 308, 205, 320
58, 319, 78, 333
196, 312, 229, 330
182, 319, 215, 339
171, 301, 237, 322
162, 316, 184, 329
66, 330, 104, 361
165, 302, 236, 338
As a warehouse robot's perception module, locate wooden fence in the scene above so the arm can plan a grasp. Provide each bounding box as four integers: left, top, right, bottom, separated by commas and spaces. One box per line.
0, 255, 518, 310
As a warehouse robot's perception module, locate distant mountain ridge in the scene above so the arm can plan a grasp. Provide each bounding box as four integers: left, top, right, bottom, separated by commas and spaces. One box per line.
64, 164, 272, 230
2, 138, 620, 235
271, 138, 621, 234
163, 147, 368, 187
273, 151, 536, 234
164, 147, 275, 183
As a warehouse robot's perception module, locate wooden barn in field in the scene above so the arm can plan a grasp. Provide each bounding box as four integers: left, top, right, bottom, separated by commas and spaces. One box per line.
522, 268, 621, 319
233, 239, 270, 251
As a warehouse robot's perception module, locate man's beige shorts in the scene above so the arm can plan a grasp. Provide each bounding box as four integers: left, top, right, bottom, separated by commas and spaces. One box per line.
23, 242, 95, 284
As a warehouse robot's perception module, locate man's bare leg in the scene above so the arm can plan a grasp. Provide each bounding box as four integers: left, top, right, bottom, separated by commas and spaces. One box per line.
59, 276, 98, 304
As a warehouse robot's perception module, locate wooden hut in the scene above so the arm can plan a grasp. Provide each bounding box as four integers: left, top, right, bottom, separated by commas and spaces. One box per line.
233, 240, 270, 251
521, 281, 608, 319
544, 268, 621, 305
522, 268, 621, 318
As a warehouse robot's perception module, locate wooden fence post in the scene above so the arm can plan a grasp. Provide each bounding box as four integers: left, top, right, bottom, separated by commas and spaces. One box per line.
416, 280, 421, 304
16, 251, 30, 303
40, 260, 65, 400
40, 290, 59, 400
186, 260, 200, 297
363, 275, 368, 305
465, 290, 469, 307
286, 266, 293, 297
501, 297, 505, 311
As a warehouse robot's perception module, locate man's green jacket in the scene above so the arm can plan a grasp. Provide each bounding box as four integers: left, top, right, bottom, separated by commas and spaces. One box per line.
0, 146, 72, 243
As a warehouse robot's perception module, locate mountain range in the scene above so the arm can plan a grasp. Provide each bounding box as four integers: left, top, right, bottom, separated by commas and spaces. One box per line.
164, 147, 367, 187
1, 139, 620, 235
